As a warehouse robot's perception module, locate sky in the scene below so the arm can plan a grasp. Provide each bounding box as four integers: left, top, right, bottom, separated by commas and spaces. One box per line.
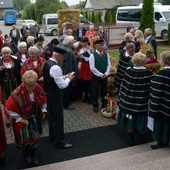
64, 0, 81, 6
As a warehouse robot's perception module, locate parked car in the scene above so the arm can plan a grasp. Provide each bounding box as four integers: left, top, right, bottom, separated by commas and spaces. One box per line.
23, 19, 35, 27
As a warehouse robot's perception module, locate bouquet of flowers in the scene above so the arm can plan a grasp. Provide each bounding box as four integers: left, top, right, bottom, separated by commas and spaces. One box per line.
101, 95, 116, 119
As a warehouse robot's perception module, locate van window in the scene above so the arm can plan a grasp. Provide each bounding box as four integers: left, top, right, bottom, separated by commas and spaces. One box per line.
155, 12, 162, 21
47, 18, 58, 25
117, 9, 141, 22
162, 12, 170, 21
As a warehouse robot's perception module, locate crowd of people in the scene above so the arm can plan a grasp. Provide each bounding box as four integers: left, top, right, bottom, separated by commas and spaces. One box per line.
0, 22, 170, 168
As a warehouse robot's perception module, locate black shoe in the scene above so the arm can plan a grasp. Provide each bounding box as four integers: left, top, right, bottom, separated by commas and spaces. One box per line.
49, 136, 55, 142
93, 107, 99, 113
151, 143, 169, 150
0, 157, 5, 166
64, 105, 75, 110
30, 149, 39, 166
23, 150, 32, 163
56, 142, 73, 149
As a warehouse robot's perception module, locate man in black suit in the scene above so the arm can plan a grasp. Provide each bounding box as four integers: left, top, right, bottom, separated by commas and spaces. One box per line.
144, 28, 157, 58
76, 23, 87, 41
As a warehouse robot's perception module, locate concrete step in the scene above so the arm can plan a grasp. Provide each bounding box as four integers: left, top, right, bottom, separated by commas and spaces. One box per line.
126, 156, 170, 170
27, 142, 170, 170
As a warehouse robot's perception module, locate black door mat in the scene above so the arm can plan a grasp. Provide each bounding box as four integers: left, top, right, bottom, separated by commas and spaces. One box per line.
1, 125, 153, 170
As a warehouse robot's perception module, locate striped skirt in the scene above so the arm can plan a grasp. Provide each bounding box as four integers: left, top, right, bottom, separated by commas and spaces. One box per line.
0, 109, 7, 153
13, 116, 42, 149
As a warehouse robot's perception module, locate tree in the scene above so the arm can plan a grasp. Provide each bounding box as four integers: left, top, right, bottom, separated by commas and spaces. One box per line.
139, 0, 156, 37
76, 1, 86, 10
22, 3, 36, 20
35, 0, 62, 24
13, 0, 31, 12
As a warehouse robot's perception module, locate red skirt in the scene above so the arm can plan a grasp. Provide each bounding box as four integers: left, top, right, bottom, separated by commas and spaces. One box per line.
0, 109, 7, 153
78, 62, 92, 81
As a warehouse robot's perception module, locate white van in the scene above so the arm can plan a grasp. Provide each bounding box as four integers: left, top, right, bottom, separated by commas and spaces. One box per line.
42, 13, 92, 36
116, 3, 170, 38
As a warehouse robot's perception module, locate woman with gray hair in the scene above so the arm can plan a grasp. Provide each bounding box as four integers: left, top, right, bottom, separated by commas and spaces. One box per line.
15, 41, 29, 64
21, 46, 46, 89
119, 32, 134, 55
27, 35, 35, 49
0, 47, 21, 130
118, 52, 153, 146
6, 70, 47, 166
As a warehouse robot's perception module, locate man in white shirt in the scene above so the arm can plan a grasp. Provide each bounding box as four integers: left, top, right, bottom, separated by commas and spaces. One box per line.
43, 47, 74, 149
89, 39, 111, 113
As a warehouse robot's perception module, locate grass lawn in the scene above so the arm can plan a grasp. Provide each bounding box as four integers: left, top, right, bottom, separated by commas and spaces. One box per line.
107, 45, 170, 64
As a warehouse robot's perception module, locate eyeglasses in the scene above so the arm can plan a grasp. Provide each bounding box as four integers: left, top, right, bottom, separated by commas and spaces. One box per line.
22, 46, 27, 48
24, 83, 36, 88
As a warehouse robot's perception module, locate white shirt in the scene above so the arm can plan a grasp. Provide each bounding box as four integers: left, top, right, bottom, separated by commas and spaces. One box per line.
89, 50, 111, 77
145, 35, 151, 43
49, 58, 70, 89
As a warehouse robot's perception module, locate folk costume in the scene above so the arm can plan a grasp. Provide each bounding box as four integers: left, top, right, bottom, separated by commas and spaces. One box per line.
21, 56, 46, 89
89, 43, 111, 111
114, 52, 133, 90
6, 83, 46, 148
78, 46, 93, 103
0, 56, 21, 104
0, 108, 7, 166
0, 30, 3, 51
148, 67, 170, 149
43, 47, 72, 148
118, 66, 153, 145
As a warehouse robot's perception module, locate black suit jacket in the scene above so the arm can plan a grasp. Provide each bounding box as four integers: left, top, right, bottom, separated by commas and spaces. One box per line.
146, 36, 157, 58
76, 27, 87, 41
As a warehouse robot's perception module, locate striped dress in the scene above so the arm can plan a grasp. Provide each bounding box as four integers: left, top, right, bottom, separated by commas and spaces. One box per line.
148, 67, 170, 144
118, 67, 153, 132
114, 53, 133, 90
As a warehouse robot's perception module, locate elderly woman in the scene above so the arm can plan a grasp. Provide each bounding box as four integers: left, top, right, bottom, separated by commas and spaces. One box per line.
5, 70, 47, 166
0, 47, 21, 104
27, 35, 35, 49
60, 36, 78, 110
148, 51, 170, 150
21, 46, 46, 89
15, 42, 29, 64
0, 108, 6, 166
119, 32, 134, 55
117, 52, 153, 146
85, 25, 98, 47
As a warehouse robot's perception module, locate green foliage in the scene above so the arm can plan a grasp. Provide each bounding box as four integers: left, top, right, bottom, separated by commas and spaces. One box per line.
13, 0, 30, 11
35, 0, 62, 24
139, 0, 156, 37
168, 23, 170, 45
91, 11, 95, 23
104, 11, 109, 23
22, 3, 36, 20
76, 1, 86, 10
112, 11, 116, 24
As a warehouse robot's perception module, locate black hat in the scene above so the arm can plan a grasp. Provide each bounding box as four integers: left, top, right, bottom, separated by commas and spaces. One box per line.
53, 47, 67, 54
94, 39, 105, 45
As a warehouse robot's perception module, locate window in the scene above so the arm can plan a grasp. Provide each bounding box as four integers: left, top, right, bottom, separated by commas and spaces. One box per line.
155, 12, 162, 21
47, 18, 58, 25
117, 9, 141, 22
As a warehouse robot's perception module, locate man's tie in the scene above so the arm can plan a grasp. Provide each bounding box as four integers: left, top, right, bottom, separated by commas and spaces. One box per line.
99, 52, 104, 57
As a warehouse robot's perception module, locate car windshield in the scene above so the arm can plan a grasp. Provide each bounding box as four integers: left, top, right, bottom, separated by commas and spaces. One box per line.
27, 20, 34, 23
162, 12, 170, 21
